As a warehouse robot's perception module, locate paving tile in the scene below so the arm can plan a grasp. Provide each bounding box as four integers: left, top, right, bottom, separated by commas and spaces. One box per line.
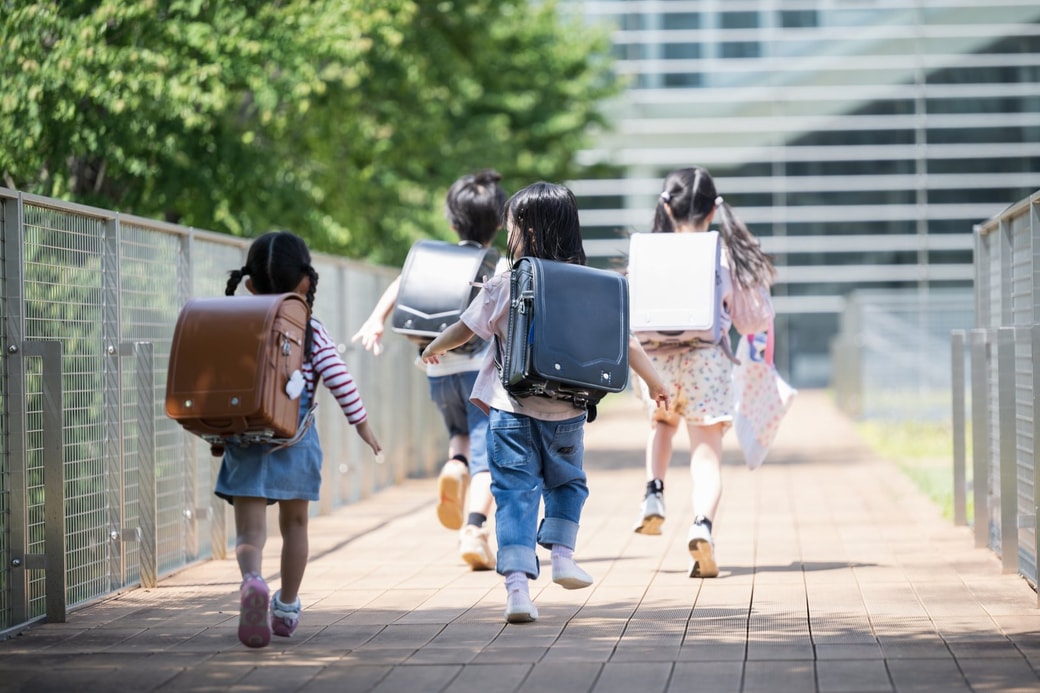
816, 659, 893, 692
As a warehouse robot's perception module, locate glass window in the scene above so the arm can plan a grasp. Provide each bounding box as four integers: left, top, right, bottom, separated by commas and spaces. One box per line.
780, 10, 818, 29
663, 13, 699, 30
721, 42, 761, 58
620, 14, 645, 31
663, 72, 702, 88
720, 12, 759, 29
663, 43, 700, 60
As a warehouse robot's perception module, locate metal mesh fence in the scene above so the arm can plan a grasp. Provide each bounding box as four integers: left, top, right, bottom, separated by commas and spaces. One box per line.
0, 189, 443, 632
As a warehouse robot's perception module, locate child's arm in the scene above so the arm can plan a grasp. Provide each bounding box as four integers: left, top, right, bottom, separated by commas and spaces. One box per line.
421, 320, 476, 364
351, 276, 401, 356
629, 336, 669, 407
353, 419, 382, 455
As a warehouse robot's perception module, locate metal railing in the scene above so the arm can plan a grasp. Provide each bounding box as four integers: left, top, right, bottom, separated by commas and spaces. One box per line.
951, 189, 1040, 602
830, 288, 974, 421
0, 188, 445, 634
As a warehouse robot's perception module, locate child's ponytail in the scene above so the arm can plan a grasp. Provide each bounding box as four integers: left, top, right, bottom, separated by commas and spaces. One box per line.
714, 200, 775, 290
225, 266, 248, 296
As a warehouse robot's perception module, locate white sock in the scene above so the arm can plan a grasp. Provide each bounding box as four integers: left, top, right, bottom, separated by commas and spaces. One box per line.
505, 570, 528, 595
551, 544, 574, 562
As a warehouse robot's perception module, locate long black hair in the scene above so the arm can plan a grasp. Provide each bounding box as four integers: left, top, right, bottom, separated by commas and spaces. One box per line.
505, 182, 586, 265
225, 230, 319, 357
654, 167, 774, 289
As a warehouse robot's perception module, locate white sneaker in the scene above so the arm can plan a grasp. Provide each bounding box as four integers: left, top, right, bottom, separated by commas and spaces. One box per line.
436, 459, 469, 530
552, 557, 594, 589
633, 492, 665, 535
459, 525, 495, 571
504, 591, 538, 623
687, 519, 719, 578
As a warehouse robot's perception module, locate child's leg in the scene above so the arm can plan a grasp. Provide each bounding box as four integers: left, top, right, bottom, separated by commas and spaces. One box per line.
233, 496, 269, 578
488, 410, 542, 580
646, 418, 678, 482
459, 397, 496, 570
430, 374, 473, 530
233, 496, 272, 648
688, 422, 724, 521
276, 499, 310, 603
534, 416, 593, 589
686, 422, 725, 578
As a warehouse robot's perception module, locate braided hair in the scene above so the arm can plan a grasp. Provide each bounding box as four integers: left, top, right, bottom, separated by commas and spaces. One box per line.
225, 230, 318, 358
654, 167, 774, 289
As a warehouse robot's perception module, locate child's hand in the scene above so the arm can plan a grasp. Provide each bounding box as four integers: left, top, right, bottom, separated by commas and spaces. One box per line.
420, 343, 444, 365
351, 320, 384, 356
648, 380, 669, 409
355, 420, 382, 455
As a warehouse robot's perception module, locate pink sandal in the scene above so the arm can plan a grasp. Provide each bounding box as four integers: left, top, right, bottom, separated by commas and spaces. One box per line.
238, 573, 271, 648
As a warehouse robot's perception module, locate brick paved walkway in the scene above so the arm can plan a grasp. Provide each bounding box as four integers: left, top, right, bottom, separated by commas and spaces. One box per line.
1, 390, 1038, 692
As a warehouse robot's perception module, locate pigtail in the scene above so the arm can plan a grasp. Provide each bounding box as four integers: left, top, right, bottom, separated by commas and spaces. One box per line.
303, 264, 319, 361
652, 193, 677, 233
225, 266, 248, 296
714, 201, 775, 289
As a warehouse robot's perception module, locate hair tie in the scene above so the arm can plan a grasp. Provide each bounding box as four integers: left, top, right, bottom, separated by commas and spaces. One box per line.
659, 191, 671, 202
714, 196, 724, 207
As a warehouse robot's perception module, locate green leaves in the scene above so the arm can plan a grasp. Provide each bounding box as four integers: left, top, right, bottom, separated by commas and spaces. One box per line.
1, 0, 617, 263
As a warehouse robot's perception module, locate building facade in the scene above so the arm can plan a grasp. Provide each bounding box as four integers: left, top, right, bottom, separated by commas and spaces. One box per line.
564, 0, 1040, 386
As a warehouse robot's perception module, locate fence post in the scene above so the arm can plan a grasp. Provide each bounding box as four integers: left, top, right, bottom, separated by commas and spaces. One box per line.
996, 327, 1018, 574
950, 330, 967, 526
969, 329, 990, 549
22, 340, 66, 623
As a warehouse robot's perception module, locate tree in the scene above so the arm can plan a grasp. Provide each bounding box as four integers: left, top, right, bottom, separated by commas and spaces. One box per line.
1, 1, 618, 264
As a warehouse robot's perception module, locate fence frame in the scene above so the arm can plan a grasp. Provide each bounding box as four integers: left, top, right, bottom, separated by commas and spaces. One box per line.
957, 190, 1040, 603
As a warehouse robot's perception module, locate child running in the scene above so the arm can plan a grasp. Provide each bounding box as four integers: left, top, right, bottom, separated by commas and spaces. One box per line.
631, 166, 775, 579
421, 182, 669, 623
216, 230, 382, 648
352, 169, 508, 570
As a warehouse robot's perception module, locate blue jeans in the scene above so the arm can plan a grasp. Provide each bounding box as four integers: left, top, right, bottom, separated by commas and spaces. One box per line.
427, 370, 489, 475
487, 408, 588, 579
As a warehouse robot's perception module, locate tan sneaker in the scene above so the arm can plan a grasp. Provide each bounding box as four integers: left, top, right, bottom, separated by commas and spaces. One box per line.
459, 524, 496, 570
436, 459, 469, 530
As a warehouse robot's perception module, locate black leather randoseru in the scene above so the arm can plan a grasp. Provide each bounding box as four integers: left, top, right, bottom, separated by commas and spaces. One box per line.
498, 257, 629, 423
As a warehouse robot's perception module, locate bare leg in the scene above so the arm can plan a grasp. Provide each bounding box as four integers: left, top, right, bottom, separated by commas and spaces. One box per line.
688, 422, 725, 522
448, 433, 470, 462
468, 469, 494, 516
233, 497, 269, 578
276, 499, 310, 603
646, 419, 678, 482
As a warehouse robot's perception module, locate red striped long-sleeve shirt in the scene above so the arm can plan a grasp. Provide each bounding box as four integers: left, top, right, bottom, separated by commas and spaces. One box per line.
303, 318, 368, 425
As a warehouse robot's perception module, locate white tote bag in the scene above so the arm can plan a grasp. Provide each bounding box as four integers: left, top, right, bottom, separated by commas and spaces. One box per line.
732, 324, 797, 470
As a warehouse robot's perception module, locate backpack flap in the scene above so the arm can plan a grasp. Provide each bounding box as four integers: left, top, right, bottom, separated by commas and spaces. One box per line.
165, 293, 310, 439
391, 239, 500, 349
528, 258, 629, 395
628, 231, 721, 349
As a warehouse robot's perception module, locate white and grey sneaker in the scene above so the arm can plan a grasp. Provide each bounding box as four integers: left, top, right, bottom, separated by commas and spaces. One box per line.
687, 516, 719, 578
633, 491, 665, 535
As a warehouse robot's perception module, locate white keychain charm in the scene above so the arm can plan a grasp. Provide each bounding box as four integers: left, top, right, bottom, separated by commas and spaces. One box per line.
285, 370, 305, 400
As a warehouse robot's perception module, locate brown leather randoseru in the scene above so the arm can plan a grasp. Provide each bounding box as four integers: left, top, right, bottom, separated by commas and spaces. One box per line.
165, 293, 310, 443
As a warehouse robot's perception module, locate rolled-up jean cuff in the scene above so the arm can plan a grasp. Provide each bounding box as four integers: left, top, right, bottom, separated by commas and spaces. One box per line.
537, 517, 580, 551
496, 544, 540, 580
